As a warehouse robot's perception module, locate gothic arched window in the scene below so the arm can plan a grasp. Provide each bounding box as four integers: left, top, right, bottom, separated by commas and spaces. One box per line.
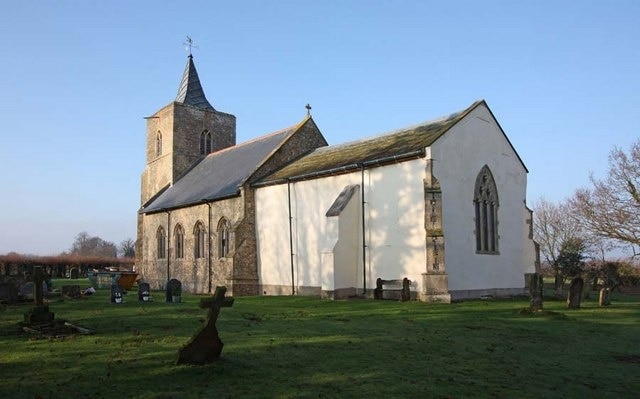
194, 222, 206, 259
218, 218, 231, 259
474, 165, 499, 254
200, 130, 212, 155
156, 226, 166, 259
174, 224, 184, 259
156, 131, 162, 157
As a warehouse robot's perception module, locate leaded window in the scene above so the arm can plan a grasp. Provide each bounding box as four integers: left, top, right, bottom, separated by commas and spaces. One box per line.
474, 165, 499, 254
174, 224, 184, 259
194, 222, 206, 259
156, 226, 166, 259
218, 218, 230, 258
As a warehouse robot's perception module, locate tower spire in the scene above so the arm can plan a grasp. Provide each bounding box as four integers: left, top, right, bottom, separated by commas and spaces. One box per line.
175, 38, 214, 110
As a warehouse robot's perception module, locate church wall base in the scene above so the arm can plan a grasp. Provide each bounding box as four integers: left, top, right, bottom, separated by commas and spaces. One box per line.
259, 284, 322, 297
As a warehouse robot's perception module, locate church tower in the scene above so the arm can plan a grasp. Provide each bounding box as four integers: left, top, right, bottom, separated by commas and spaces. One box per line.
140, 55, 236, 205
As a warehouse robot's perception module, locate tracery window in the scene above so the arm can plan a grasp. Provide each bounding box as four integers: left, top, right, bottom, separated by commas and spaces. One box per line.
200, 130, 212, 155
194, 221, 206, 259
156, 131, 162, 157
174, 224, 184, 259
474, 165, 499, 254
218, 218, 231, 258
156, 226, 166, 259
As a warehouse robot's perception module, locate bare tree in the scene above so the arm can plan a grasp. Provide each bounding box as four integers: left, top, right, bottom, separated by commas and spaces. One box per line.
570, 140, 640, 251
70, 231, 117, 258
119, 238, 135, 258
533, 197, 583, 296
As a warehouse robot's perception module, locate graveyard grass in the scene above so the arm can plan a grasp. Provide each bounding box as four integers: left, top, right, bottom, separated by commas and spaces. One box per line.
1, 280, 639, 399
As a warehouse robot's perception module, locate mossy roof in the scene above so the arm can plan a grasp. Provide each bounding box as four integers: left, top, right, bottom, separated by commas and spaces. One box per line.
261, 100, 484, 183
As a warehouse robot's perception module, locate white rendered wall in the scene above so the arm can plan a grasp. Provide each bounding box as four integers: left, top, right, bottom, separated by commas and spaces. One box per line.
429, 104, 536, 293
255, 160, 427, 294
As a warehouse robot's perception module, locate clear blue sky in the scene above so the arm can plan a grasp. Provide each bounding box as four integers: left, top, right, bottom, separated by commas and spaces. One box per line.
1, 1, 638, 255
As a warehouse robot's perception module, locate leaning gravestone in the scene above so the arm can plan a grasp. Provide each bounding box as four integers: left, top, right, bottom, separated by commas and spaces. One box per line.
176, 286, 234, 365
138, 282, 151, 302
165, 279, 182, 303
528, 273, 544, 311
599, 288, 611, 306
566, 277, 584, 309
110, 284, 124, 304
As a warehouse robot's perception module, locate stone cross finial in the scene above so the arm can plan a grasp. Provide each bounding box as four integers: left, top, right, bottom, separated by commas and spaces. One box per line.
306, 103, 312, 116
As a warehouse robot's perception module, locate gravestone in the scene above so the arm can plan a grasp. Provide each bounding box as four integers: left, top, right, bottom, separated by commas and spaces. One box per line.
566, 277, 584, 309
528, 273, 544, 311
62, 285, 82, 299
70, 268, 79, 279
110, 284, 124, 304
0, 282, 18, 304
138, 282, 151, 302
19, 281, 48, 300
23, 266, 55, 325
166, 279, 182, 303
599, 288, 611, 306
176, 286, 234, 365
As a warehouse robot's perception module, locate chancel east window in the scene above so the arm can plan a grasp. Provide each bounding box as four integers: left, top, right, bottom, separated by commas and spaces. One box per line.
174, 224, 184, 259
156, 226, 166, 259
194, 222, 206, 259
474, 165, 499, 254
218, 218, 230, 258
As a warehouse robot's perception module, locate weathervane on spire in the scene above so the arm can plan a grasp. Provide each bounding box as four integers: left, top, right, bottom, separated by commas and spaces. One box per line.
183, 36, 199, 56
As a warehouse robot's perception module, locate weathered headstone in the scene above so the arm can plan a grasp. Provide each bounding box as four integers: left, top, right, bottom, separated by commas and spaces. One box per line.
138, 282, 151, 302
166, 279, 182, 303
23, 266, 54, 325
528, 273, 544, 311
69, 268, 79, 279
62, 285, 82, 299
566, 277, 584, 309
599, 287, 611, 306
110, 284, 124, 304
176, 286, 234, 365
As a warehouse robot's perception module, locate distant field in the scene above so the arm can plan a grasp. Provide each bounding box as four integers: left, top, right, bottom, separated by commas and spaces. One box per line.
1, 279, 639, 399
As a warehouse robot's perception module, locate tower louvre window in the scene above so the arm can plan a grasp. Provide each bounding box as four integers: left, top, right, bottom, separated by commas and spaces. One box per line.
200, 130, 212, 155
473, 165, 499, 254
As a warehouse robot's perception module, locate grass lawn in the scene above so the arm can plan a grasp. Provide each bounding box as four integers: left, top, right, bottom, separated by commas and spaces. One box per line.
1, 279, 639, 399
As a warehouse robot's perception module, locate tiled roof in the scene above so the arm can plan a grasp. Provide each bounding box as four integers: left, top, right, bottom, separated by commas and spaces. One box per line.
142, 127, 297, 213
175, 55, 214, 110
261, 100, 484, 182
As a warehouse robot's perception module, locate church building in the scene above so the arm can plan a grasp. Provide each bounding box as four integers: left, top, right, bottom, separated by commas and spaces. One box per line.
136, 55, 537, 302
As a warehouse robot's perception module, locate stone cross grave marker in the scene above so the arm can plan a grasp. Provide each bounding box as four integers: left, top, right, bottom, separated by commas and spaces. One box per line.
566, 277, 584, 309
176, 286, 234, 365
23, 266, 55, 325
